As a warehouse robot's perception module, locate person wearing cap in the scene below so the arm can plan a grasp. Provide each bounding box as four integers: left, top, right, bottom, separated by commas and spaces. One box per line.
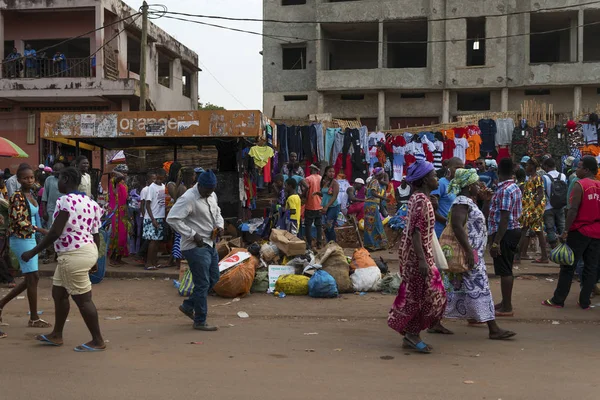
167, 170, 224, 331
564, 156, 577, 179
282, 152, 304, 178
520, 156, 531, 171
346, 178, 366, 221
300, 164, 323, 250
388, 160, 446, 353
476, 157, 498, 189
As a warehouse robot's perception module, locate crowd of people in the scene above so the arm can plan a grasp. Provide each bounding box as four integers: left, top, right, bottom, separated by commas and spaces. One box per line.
0, 159, 226, 343
387, 155, 600, 353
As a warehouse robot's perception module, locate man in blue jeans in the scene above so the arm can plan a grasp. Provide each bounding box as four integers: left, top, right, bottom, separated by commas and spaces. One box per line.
166, 170, 224, 331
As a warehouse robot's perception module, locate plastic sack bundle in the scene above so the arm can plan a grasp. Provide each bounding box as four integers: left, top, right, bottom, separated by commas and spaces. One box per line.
380, 273, 402, 295
213, 252, 259, 298
315, 242, 353, 293
275, 274, 310, 295
260, 243, 279, 262
550, 242, 575, 266
251, 269, 269, 293
350, 248, 377, 271
350, 266, 382, 292
308, 269, 338, 298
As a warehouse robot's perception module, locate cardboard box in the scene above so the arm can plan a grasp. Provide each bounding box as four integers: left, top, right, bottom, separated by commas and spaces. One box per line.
269, 229, 306, 257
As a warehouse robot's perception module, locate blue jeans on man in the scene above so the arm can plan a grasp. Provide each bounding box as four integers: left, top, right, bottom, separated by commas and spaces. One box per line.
181, 246, 219, 325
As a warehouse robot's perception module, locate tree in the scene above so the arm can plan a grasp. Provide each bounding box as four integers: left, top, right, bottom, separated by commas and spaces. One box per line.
198, 102, 225, 110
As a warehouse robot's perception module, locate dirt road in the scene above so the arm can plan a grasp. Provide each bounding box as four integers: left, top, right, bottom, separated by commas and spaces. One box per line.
1, 277, 598, 400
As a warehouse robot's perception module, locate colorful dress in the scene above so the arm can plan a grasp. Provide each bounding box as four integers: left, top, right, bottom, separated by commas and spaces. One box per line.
444, 196, 495, 322
109, 178, 130, 257
519, 175, 546, 232
388, 192, 447, 336
363, 179, 388, 251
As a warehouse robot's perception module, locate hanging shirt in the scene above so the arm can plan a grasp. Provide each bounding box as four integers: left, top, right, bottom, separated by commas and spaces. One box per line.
442, 139, 456, 161
392, 146, 405, 181
479, 119, 497, 153
495, 118, 515, 146
368, 131, 385, 144
453, 137, 469, 162
582, 123, 598, 145
466, 134, 482, 162
433, 140, 444, 170
248, 146, 274, 169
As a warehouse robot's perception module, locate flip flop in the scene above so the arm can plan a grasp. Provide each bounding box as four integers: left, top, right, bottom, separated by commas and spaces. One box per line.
144, 266, 158, 271
489, 330, 517, 340
495, 310, 514, 317
402, 338, 432, 354
427, 327, 454, 335
74, 343, 106, 352
36, 334, 63, 347
0, 331, 6, 339
541, 299, 564, 309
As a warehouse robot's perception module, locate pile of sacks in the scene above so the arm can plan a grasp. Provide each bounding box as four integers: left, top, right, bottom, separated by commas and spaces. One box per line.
174, 231, 402, 299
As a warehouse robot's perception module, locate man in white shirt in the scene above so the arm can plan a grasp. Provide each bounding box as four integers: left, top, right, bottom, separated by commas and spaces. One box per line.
135, 172, 156, 262
143, 169, 166, 270
167, 170, 224, 331
75, 155, 92, 197
542, 157, 567, 249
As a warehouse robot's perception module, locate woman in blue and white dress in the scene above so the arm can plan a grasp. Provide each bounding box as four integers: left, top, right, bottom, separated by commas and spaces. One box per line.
443, 169, 516, 340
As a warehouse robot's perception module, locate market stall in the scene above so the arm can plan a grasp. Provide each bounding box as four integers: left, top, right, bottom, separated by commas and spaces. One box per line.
39, 110, 264, 219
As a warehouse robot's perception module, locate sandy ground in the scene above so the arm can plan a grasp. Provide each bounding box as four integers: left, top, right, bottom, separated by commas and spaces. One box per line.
1, 275, 599, 400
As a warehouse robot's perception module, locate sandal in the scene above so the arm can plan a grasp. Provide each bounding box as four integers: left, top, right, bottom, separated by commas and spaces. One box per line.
28, 319, 52, 328
489, 330, 517, 340
36, 334, 63, 346
7, 282, 16, 288
577, 301, 591, 310
541, 299, 564, 309
0, 330, 6, 339
494, 310, 514, 317
402, 337, 432, 354
74, 343, 106, 352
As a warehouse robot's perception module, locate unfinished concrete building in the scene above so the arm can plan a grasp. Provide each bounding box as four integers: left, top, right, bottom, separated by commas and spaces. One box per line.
0, 0, 199, 168
263, 0, 600, 130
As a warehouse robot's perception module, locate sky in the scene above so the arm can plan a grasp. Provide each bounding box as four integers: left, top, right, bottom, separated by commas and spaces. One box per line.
124, 0, 263, 110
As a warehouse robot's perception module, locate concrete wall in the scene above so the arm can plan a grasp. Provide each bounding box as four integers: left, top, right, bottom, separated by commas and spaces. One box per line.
264, 0, 600, 122
323, 92, 378, 119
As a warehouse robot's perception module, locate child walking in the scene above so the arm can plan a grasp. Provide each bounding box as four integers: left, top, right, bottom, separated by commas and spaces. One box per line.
285, 178, 301, 236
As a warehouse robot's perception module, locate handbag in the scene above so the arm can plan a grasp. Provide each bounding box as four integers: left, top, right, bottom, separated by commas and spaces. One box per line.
178, 269, 194, 297
438, 212, 468, 274
431, 234, 448, 271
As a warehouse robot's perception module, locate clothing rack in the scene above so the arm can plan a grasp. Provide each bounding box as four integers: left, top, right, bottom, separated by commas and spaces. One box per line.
456, 111, 520, 125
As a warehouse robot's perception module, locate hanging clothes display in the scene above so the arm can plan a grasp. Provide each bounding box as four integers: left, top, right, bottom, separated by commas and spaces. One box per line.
511, 120, 533, 163
453, 136, 469, 163
248, 145, 274, 168
527, 124, 549, 159
495, 118, 515, 147
478, 119, 497, 156
325, 127, 340, 163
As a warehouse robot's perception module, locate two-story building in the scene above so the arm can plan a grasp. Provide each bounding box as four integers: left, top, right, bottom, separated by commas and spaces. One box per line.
263, 0, 600, 130
0, 0, 199, 170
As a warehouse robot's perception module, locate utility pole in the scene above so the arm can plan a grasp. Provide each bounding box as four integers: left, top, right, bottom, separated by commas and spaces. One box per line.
139, 1, 149, 111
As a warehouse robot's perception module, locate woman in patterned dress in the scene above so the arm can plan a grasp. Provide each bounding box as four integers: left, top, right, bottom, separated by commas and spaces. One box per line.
363, 168, 388, 251
440, 169, 516, 340
388, 161, 446, 353
518, 158, 549, 263
108, 164, 130, 265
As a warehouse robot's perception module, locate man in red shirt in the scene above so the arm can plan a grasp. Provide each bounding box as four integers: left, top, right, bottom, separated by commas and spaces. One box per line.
300, 164, 323, 250
543, 156, 600, 310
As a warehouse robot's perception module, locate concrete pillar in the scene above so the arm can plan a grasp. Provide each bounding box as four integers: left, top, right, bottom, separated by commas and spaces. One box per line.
378, 20, 384, 69
570, 14, 578, 63
315, 23, 323, 71
574, 86, 582, 117
501, 88, 509, 112
95, 4, 105, 80
317, 92, 325, 114
121, 99, 130, 112
378, 91, 386, 130
578, 9, 584, 62
442, 90, 450, 123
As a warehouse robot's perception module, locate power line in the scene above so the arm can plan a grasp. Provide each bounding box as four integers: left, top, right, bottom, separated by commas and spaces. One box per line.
197, 61, 248, 109
1, 12, 141, 66
154, 1, 600, 25
160, 14, 600, 45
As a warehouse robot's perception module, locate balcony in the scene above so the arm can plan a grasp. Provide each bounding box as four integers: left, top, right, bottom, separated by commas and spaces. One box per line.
2, 58, 94, 79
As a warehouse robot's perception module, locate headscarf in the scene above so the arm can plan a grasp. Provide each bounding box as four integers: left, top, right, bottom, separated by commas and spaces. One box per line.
198, 170, 217, 188
373, 167, 384, 176
114, 164, 128, 173
163, 161, 173, 174
406, 160, 434, 183
448, 168, 479, 195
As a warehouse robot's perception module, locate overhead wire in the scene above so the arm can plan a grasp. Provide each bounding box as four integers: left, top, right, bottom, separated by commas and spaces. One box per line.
157, 14, 600, 45
197, 60, 249, 109
156, 1, 600, 25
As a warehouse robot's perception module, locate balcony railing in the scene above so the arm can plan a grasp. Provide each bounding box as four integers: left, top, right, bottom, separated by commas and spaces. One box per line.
2, 57, 94, 79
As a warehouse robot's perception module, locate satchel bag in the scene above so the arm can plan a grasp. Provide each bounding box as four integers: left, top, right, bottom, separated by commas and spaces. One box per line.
438, 212, 469, 274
